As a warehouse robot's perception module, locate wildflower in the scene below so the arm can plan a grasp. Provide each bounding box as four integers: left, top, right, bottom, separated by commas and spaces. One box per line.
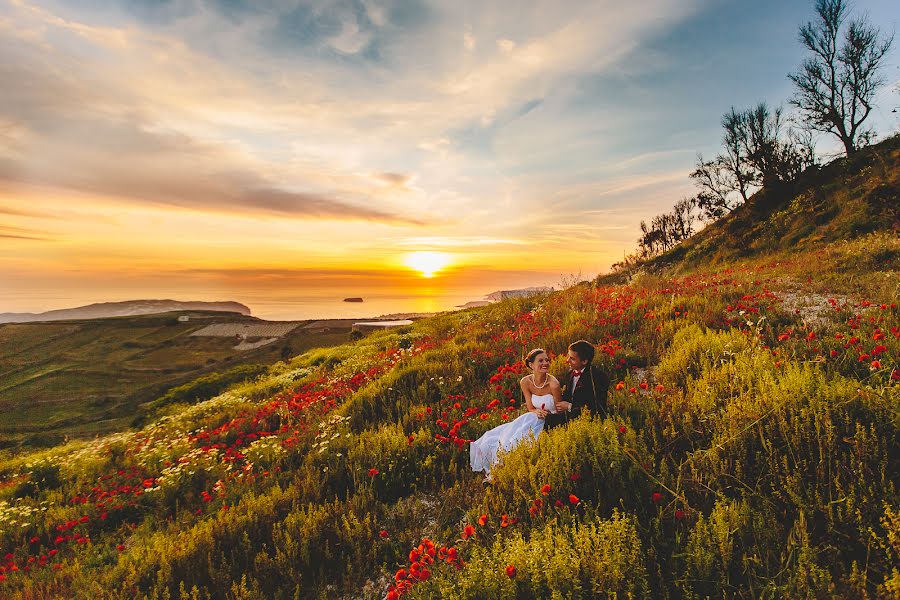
615, 381, 626, 391
540, 484, 551, 495
500, 514, 510, 528
569, 473, 581, 481
505, 565, 517, 578
379, 530, 389, 538
652, 492, 663, 505
655, 384, 665, 392
368, 468, 379, 477
477, 514, 488, 526
116, 544, 125, 552
629, 387, 637, 394
569, 494, 580, 505
871, 360, 881, 369
892, 369, 900, 381
639, 382, 649, 390
675, 509, 685, 520
618, 425, 627, 434
462, 525, 475, 539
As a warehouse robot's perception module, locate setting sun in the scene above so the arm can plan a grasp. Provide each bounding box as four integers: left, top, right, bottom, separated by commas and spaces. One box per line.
404, 251, 453, 278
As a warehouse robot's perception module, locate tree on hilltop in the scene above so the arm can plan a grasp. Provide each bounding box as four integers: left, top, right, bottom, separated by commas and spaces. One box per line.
789, 0, 894, 155
691, 103, 813, 220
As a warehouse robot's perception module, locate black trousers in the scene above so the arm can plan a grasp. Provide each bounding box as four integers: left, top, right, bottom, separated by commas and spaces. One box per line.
543, 407, 582, 431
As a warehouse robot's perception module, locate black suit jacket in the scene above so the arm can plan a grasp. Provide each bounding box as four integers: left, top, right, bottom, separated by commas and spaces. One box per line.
544, 364, 610, 430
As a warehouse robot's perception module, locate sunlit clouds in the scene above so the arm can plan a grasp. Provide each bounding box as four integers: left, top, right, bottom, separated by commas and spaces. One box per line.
1, 0, 897, 317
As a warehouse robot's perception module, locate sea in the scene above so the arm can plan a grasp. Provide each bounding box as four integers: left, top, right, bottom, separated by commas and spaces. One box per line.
233, 290, 491, 322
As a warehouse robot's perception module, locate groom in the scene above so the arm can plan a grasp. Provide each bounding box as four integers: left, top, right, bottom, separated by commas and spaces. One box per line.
545, 340, 610, 430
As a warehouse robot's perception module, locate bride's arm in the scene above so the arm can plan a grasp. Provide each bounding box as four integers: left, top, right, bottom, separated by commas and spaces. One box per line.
550, 378, 564, 413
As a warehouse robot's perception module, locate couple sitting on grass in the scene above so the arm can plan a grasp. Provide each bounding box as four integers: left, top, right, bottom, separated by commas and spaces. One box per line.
470, 340, 610, 481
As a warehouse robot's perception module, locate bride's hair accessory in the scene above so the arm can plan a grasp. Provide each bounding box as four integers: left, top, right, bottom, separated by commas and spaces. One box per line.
524, 348, 546, 367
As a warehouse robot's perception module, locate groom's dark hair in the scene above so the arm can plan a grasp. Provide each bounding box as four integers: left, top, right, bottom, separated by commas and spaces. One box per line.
569, 340, 595, 364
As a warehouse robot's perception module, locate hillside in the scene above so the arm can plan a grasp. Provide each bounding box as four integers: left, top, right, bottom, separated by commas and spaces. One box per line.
0, 153, 897, 597
0, 312, 352, 452
0, 300, 252, 324
612, 135, 899, 278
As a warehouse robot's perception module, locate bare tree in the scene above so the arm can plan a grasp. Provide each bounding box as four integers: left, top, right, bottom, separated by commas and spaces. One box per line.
743, 103, 814, 186
691, 155, 742, 221
721, 107, 756, 202
670, 197, 699, 242
789, 0, 893, 155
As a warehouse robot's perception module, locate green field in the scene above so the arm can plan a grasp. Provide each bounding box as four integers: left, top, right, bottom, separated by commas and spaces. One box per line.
0, 312, 351, 450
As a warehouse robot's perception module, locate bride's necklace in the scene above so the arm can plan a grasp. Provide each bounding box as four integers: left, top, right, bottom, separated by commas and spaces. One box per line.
531, 373, 549, 389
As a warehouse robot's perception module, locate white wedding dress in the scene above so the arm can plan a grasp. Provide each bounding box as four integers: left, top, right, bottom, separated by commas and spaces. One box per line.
470, 394, 557, 474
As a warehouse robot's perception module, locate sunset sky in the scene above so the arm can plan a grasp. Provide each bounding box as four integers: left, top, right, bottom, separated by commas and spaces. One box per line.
1, 0, 898, 319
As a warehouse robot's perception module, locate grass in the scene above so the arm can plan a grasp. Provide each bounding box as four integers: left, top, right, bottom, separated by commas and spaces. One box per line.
0, 312, 352, 452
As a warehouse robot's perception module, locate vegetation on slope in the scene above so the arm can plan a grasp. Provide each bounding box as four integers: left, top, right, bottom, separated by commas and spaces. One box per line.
0, 312, 350, 452
0, 231, 897, 599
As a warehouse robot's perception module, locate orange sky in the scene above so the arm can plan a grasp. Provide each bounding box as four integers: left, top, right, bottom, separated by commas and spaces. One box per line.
2, 1, 897, 318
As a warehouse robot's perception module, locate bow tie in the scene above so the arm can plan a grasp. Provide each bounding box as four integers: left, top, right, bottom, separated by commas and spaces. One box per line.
572, 369, 584, 377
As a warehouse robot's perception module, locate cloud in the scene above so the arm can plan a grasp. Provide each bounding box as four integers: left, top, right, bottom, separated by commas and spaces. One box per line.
372, 171, 413, 186
0, 1, 423, 223
0, 225, 50, 240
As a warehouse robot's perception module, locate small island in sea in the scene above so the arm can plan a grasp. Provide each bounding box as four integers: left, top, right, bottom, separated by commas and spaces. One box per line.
342, 297, 364, 303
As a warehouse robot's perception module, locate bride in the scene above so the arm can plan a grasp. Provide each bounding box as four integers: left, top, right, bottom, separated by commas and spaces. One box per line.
470, 348, 562, 479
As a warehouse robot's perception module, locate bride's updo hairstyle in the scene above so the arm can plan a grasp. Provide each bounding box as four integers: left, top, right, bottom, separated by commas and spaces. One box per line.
525, 348, 546, 368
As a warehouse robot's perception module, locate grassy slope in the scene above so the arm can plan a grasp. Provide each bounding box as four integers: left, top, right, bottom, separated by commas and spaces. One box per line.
0, 312, 350, 450
605, 135, 899, 280
0, 146, 896, 599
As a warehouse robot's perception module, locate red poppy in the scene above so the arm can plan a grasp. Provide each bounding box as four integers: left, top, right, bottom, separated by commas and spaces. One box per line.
505, 565, 517, 578
379, 530, 389, 538
477, 514, 488, 526
116, 544, 125, 552
615, 381, 626, 391
655, 384, 665, 392
368, 468, 379, 477
675, 509, 685, 520
462, 525, 475, 539
629, 387, 637, 394
618, 425, 627, 434
569, 494, 580, 505
500, 514, 510, 528
540, 484, 551, 495
652, 492, 663, 505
